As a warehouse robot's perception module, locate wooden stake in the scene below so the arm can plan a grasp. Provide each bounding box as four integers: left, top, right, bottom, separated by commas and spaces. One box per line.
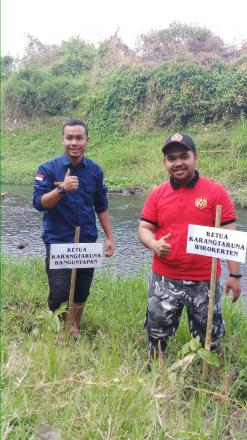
58, 226, 81, 340
68, 226, 80, 307
202, 205, 222, 380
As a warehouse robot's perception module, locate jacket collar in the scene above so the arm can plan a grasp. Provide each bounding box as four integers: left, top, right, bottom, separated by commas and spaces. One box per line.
62, 153, 87, 167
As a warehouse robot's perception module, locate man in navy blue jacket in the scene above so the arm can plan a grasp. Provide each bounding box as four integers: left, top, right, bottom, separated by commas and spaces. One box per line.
33, 119, 115, 338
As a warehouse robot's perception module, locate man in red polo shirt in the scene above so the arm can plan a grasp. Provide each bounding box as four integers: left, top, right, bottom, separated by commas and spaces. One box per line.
138, 132, 241, 362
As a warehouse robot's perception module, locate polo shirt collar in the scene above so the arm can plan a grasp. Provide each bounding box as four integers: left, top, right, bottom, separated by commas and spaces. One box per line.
62, 153, 87, 167
170, 170, 199, 189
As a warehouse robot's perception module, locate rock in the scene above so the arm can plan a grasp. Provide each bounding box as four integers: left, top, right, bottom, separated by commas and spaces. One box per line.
36, 423, 60, 440
17, 242, 28, 249
108, 186, 144, 195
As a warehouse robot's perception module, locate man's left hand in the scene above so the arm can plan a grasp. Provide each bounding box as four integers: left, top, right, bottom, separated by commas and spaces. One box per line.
225, 278, 241, 303
105, 238, 115, 257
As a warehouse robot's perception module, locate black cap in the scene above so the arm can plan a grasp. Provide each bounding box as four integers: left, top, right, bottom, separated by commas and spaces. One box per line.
162, 132, 196, 154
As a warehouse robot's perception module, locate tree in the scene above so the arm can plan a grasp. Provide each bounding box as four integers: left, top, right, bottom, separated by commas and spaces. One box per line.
136, 22, 235, 65
1, 55, 15, 79
22, 34, 62, 67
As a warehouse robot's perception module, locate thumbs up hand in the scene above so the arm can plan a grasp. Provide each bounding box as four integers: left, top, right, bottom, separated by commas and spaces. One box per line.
63, 168, 79, 192
151, 233, 171, 257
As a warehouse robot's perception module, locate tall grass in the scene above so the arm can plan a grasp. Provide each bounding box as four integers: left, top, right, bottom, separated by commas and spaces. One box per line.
2, 118, 247, 206
2, 258, 247, 439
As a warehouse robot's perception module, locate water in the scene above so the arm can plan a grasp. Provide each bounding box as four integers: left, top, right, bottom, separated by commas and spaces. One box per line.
1, 185, 149, 271
2, 185, 247, 304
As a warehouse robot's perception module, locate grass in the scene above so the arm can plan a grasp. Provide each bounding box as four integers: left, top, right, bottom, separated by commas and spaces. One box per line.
2, 118, 247, 206
2, 258, 247, 439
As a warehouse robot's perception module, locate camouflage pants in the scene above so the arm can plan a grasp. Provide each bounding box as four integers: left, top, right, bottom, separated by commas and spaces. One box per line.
145, 272, 225, 351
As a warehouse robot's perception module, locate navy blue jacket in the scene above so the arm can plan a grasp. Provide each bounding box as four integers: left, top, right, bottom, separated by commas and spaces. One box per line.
33, 153, 108, 246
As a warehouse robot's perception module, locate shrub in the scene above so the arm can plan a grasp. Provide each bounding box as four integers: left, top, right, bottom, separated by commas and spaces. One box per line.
3, 67, 46, 117
3, 66, 78, 118
37, 77, 78, 115
146, 61, 247, 126
51, 38, 96, 77
87, 65, 150, 133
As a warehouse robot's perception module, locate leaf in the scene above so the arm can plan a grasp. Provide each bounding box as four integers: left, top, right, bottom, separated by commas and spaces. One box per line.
179, 337, 201, 358
180, 341, 191, 358
189, 336, 201, 351
168, 353, 197, 372
197, 348, 220, 366
54, 315, 61, 332
53, 302, 68, 316
35, 313, 46, 321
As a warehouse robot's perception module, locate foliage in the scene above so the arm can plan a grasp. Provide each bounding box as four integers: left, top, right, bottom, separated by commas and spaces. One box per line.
2, 67, 46, 117
2, 66, 78, 117
3, 56, 247, 130
147, 61, 247, 126
2, 259, 247, 439
37, 77, 78, 115
168, 336, 220, 376
2, 25, 247, 129
23, 34, 46, 60
1, 55, 16, 79
2, 119, 247, 207
87, 65, 150, 133
21, 34, 62, 67
94, 35, 136, 72
136, 22, 236, 65
51, 37, 96, 77
1, 25, 247, 206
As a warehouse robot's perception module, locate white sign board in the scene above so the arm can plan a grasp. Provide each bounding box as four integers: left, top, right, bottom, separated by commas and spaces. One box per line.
186, 225, 247, 263
50, 243, 103, 269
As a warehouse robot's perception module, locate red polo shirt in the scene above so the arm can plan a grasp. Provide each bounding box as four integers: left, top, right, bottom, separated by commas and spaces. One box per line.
140, 175, 236, 280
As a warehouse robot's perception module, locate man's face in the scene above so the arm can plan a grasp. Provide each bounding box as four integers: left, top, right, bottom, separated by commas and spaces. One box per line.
164, 145, 197, 184
62, 125, 89, 164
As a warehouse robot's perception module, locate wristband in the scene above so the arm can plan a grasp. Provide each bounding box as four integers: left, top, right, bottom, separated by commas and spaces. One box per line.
229, 273, 242, 279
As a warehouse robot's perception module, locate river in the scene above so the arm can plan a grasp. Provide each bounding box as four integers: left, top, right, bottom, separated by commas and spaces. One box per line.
2, 185, 247, 305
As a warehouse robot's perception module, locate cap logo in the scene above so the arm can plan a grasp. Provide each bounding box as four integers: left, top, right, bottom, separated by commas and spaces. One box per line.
195, 197, 208, 209
171, 133, 183, 142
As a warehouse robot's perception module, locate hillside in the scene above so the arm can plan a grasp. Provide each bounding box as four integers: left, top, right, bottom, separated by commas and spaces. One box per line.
2, 118, 247, 207
2, 23, 247, 205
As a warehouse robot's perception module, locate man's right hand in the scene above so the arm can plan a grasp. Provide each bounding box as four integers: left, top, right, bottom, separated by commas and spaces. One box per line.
63, 169, 79, 192
151, 233, 171, 257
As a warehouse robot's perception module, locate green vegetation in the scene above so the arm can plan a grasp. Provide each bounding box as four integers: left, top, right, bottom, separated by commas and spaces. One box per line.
2, 24, 247, 205
2, 259, 247, 439
2, 56, 247, 128
2, 118, 247, 206
2, 24, 247, 439
2, 25, 247, 127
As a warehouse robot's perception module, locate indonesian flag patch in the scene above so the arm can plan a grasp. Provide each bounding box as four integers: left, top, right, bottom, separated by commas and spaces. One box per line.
35, 173, 44, 181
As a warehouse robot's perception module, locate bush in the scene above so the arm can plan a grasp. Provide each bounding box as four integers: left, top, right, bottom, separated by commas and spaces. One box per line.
37, 77, 78, 115
87, 65, 150, 133
146, 61, 247, 126
51, 38, 96, 77
3, 67, 46, 117
3, 66, 78, 118
2, 32, 247, 130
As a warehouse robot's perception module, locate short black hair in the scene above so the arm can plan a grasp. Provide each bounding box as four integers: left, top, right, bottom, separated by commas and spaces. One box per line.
62, 119, 88, 137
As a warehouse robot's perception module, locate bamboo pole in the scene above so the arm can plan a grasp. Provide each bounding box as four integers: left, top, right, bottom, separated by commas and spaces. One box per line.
202, 205, 222, 380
